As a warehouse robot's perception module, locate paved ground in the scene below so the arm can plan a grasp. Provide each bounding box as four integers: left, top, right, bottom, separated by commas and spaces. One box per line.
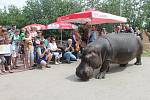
0, 57, 150, 100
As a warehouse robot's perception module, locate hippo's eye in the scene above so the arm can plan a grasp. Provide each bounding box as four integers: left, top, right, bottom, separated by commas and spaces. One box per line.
85, 54, 93, 58
85, 52, 97, 59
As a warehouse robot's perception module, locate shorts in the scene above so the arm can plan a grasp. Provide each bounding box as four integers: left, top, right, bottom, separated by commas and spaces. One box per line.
12, 51, 18, 57
52, 52, 62, 59
19, 45, 25, 54
25, 49, 34, 63
28, 49, 34, 62
4, 56, 11, 65
0, 56, 6, 64
37, 55, 48, 64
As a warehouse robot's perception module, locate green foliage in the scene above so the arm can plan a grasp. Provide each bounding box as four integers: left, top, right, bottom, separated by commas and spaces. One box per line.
143, 50, 150, 57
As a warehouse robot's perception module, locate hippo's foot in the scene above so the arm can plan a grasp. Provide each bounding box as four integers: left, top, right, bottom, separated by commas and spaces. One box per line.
95, 72, 105, 79
134, 62, 142, 65
120, 64, 128, 67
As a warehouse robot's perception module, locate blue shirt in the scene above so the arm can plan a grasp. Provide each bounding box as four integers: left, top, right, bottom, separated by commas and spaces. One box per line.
88, 30, 97, 43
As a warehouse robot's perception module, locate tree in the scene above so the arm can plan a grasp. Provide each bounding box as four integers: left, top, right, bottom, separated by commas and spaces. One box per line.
23, 0, 44, 24
22, 0, 83, 25
142, 0, 150, 29
0, 5, 26, 28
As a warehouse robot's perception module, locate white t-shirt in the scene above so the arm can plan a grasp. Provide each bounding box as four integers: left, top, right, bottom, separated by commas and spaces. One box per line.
48, 43, 57, 51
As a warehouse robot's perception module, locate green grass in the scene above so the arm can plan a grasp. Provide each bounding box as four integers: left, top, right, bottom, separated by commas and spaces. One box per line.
142, 50, 150, 57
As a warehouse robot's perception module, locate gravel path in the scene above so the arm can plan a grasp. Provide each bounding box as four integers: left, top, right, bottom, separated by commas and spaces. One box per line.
0, 57, 150, 100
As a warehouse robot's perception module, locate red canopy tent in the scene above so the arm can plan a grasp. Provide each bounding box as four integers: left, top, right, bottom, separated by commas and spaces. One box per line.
46, 22, 78, 45
46, 21, 78, 29
57, 10, 127, 24
24, 24, 46, 30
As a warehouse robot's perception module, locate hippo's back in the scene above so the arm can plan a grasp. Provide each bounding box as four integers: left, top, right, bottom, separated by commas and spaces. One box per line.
105, 33, 143, 64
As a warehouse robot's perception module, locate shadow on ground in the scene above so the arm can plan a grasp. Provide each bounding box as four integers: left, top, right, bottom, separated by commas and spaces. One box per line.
66, 63, 135, 82
66, 74, 90, 82
107, 64, 134, 74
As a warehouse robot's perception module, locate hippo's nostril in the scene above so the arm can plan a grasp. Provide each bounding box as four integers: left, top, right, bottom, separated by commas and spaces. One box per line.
77, 70, 91, 81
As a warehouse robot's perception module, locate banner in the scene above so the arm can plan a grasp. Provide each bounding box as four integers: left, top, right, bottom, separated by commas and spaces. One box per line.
0, 44, 11, 54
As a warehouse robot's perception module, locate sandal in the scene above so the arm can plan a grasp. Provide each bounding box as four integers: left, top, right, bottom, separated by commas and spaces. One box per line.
9, 70, 14, 73
55, 62, 59, 65
46, 64, 51, 68
1, 70, 7, 73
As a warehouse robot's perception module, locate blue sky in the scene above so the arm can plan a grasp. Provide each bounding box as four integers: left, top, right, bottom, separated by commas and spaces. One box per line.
0, 0, 27, 9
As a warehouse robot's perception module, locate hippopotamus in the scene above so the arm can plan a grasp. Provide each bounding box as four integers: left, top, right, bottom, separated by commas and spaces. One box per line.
76, 33, 143, 81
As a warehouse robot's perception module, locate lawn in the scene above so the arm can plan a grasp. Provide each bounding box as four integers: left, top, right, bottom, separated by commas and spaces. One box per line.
142, 50, 150, 57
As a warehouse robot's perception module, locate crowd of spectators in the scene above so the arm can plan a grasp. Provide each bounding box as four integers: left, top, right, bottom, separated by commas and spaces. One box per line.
0, 24, 148, 74
0, 25, 80, 74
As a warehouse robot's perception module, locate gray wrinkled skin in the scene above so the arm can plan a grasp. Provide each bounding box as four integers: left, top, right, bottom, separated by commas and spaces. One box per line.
76, 33, 143, 81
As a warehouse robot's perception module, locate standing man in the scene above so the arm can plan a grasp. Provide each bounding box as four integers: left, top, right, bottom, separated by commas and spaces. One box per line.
0, 28, 8, 73
11, 29, 20, 69
8, 25, 16, 39
88, 26, 98, 44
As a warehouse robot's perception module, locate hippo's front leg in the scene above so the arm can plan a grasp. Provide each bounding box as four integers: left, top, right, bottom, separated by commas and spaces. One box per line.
96, 60, 110, 79
134, 55, 142, 65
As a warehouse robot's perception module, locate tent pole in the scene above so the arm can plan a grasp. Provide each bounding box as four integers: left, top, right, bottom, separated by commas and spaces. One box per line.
61, 29, 63, 46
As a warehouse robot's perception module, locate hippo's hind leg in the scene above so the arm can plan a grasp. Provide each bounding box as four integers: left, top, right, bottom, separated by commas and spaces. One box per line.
134, 55, 142, 65
96, 60, 110, 79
